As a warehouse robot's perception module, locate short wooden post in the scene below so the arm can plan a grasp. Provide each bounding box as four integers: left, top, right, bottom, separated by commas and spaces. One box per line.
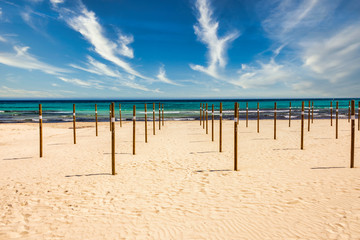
203, 103, 205, 129
200, 103, 202, 126
111, 102, 115, 175
289, 102, 291, 127
234, 102, 238, 171
308, 101, 310, 132
211, 104, 214, 141
311, 101, 314, 123
350, 100, 355, 168
95, 104, 98, 136
219, 102, 222, 152
133, 105, 136, 155
206, 103, 208, 134
109, 105, 112, 131
237, 102, 239, 126
145, 103, 147, 143
274, 102, 277, 140
158, 103, 161, 130
330, 102, 333, 126
119, 104, 122, 127
301, 101, 304, 150
153, 103, 155, 135
73, 104, 76, 144
162, 104, 164, 126
39, 104, 43, 158
257, 102, 260, 133
336, 101, 339, 139
358, 101, 360, 131
348, 101, 350, 123
246, 102, 248, 127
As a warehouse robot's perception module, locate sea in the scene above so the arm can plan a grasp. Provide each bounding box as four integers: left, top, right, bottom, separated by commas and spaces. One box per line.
0, 98, 359, 123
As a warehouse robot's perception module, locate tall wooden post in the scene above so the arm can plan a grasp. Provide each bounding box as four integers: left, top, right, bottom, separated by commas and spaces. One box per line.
308, 101, 311, 132
109, 105, 112, 131
237, 102, 239, 126
159, 103, 161, 130
301, 101, 304, 150
289, 102, 291, 127
95, 104, 98, 136
133, 105, 136, 155
162, 104, 164, 126
358, 101, 360, 131
219, 102, 223, 152
274, 102, 277, 140
39, 104, 43, 158
257, 102, 260, 133
246, 102, 248, 128
153, 103, 155, 135
206, 103, 208, 134
145, 103, 147, 143
348, 101, 350, 123
336, 101, 339, 139
350, 100, 355, 168
203, 103, 205, 129
330, 102, 333, 126
119, 104, 122, 127
234, 102, 238, 171
311, 101, 314, 123
211, 104, 214, 141
111, 102, 115, 175
200, 103, 202, 126
73, 104, 76, 144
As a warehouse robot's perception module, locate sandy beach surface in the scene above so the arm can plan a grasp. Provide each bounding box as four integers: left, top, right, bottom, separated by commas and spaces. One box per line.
0, 118, 360, 239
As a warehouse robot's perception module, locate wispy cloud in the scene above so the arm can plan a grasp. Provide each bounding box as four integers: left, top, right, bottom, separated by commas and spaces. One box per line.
122, 81, 161, 93
0, 45, 69, 75
50, 0, 64, 7
190, 0, 239, 79
58, 76, 104, 89
70, 56, 122, 78
156, 65, 181, 86
0, 86, 56, 98
0, 35, 6, 42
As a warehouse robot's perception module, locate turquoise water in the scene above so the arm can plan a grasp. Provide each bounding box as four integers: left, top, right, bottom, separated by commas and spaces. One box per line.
0, 99, 359, 123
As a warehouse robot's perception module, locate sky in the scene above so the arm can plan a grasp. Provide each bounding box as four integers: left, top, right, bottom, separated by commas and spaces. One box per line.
0, 0, 359, 99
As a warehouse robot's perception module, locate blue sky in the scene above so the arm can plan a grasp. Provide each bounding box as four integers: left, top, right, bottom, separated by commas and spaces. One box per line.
0, 0, 359, 99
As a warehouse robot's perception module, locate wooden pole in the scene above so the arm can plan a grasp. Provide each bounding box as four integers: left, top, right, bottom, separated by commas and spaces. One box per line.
219, 102, 223, 152
200, 103, 202, 126
336, 101, 339, 139
348, 101, 350, 123
289, 102, 291, 127
206, 103, 208, 134
203, 103, 205, 129
330, 101, 333, 126
350, 100, 355, 168
109, 105, 112, 131
158, 103, 161, 130
95, 104, 98, 136
162, 104, 164, 126
145, 103, 147, 143
133, 105, 136, 155
73, 104, 76, 144
274, 102, 277, 140
358, 101, 360, 131
39, 104, 43, 158
301, 101, 304, 150
211, 104, 214, 141
153, 103, 155, 135
246, 102, 248, 128
308, 101, 310, 132
234, 102, 238, 171
237, 102, 239, 126
311, 101, 314, 123
257, 102, 260, 133
111, 102, 115, 175
119, 104, 122, 128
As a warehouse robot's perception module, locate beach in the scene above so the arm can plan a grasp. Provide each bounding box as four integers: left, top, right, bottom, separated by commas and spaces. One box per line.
0, 119, 359, 239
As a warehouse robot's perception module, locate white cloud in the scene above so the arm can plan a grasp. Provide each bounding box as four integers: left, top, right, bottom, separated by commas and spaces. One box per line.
190, 0, 239, 79
156, 65, 181, 86
50, 0, 64, 6
122, 81, 161, 93
58, 76, 103, 89
0, 45, 69, 75
0, 35, 6, 42
0, 86, 56, 98
301, 23, 360, 83
57, 3, 150, 80
70, 56, 122, 78
0, 7, 2, 18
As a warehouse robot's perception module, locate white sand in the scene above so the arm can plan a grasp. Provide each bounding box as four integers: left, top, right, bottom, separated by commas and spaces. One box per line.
0, 119, 360, 239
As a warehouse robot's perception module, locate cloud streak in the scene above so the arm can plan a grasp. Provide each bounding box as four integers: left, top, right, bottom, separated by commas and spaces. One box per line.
156, 65, 181, 86
190, 0, 239, 79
